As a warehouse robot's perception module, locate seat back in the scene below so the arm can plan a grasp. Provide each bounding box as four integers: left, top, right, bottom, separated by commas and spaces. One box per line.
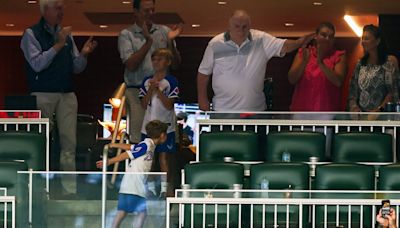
185, 162, 244, 189
314, 164, 375, 227
264, 131, 326, 162
200, 132, 260, 161
378, 164, 400, 199
250, 163, 309, 226
184, 162, 244, 226
76, 114, 97, 150
332, 132, 392, 162
250, 162, 309, 192
0, 132, 46, 170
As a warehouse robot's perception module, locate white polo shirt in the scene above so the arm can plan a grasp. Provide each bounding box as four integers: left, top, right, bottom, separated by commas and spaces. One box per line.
118, 23, 171, 87
198, 29, 286, 111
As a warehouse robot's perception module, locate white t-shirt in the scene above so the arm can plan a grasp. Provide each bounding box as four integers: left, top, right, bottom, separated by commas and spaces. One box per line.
198, 29, 286, 111
139, 75, 179, 134
119, 138, 156, 197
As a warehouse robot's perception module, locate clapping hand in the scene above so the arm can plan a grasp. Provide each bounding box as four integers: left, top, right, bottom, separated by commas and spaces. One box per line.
149, 79, 160, 93
142, 22, 153, 42
168, 24, 183, 41
316, 37, 330, 64
299, 33, 316, 49
58, 26, 72, 43
54, 26, 72, 51
81, 36, 98, 57
81, 36, 97, 57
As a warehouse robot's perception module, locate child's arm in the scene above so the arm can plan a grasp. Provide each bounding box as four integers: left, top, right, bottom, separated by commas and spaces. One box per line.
96, 151, 130, 168
155, 89, 175, 110
109, 143, 131, 151
95, 143, 132, 168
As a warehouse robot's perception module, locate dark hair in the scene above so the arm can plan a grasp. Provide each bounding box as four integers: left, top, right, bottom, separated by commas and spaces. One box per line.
177, 112, 188, 122
133, 0, 155, 10
145, 120, 167, 139
360, 24, 388, 66
316, 22, 336, 36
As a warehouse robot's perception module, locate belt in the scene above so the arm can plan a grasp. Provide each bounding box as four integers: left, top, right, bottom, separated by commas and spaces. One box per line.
127, 85, 141, 89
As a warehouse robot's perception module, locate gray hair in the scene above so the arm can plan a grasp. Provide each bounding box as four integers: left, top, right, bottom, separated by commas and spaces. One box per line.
230, 10, 251, 24
39, 0, 62, 14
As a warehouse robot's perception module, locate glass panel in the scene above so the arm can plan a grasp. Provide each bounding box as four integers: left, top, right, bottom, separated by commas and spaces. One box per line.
16, 171, 166, 228
105, 172, 166, 228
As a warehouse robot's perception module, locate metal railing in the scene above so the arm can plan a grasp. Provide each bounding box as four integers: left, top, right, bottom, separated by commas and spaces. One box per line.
195, 112, 400, 162
167, 189, 400, 228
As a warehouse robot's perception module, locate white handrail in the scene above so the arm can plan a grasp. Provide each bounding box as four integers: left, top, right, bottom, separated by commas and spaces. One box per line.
168, 197, 400, 205
167, 197, 400, 228
174, 189, 400, 194
0, 196, 16, 228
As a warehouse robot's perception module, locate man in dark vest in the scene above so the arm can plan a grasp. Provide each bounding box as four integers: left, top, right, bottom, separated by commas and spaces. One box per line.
20, 0, 97, 196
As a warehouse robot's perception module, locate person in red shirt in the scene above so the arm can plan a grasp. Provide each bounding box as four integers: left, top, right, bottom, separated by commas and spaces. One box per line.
289, 22, 348, 111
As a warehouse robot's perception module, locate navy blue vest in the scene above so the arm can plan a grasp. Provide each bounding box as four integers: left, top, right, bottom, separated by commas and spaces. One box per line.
25, 18, 74, 93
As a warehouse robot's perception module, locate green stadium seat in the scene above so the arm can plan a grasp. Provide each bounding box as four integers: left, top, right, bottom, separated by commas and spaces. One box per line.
200, 132, 260, 161
378, 164, 400, 199
0, 132, 46, 170
314, 164, 375, 227
332, 132, 392, 162
0, 161, 28, 228
250, 163, 309, 227
263, 131, 326, 162
184, 162, 244, 227
76, 114, 97, 170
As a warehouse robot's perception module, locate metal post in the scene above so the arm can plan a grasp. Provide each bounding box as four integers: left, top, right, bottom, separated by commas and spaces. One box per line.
101, 145, 109, 228
28, 168, 33, 226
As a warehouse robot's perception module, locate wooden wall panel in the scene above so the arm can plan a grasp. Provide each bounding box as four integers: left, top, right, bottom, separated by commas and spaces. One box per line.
0, 35, 363, 118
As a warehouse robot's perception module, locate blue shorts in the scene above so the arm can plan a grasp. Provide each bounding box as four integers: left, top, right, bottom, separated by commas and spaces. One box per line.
142, 132, 176, 153
117, 193, 147, 213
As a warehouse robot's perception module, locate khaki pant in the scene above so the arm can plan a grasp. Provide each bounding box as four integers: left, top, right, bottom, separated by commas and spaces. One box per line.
32, 92, 77, 194
125, 88, 145, 143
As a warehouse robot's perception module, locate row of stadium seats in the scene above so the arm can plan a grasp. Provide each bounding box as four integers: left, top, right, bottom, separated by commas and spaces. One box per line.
0, 131, 46, 170
184, 162, 399, 196
182, 162, 400, 227
200, 131, 394, 162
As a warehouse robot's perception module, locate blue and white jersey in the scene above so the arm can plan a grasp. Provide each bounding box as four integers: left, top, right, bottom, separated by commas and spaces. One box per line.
139, 75, 179, 134
119, 138, 156, 197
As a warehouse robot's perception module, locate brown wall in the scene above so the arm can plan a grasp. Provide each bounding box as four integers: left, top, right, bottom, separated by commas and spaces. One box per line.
0, 36, 362, 119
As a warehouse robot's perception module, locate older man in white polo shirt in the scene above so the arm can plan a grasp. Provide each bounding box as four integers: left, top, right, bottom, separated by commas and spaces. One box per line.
197, 10, 314, 111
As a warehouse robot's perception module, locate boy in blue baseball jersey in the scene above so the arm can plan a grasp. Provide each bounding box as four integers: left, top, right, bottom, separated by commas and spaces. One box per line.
139, 48, 179, 196
96, 120, 168, 228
